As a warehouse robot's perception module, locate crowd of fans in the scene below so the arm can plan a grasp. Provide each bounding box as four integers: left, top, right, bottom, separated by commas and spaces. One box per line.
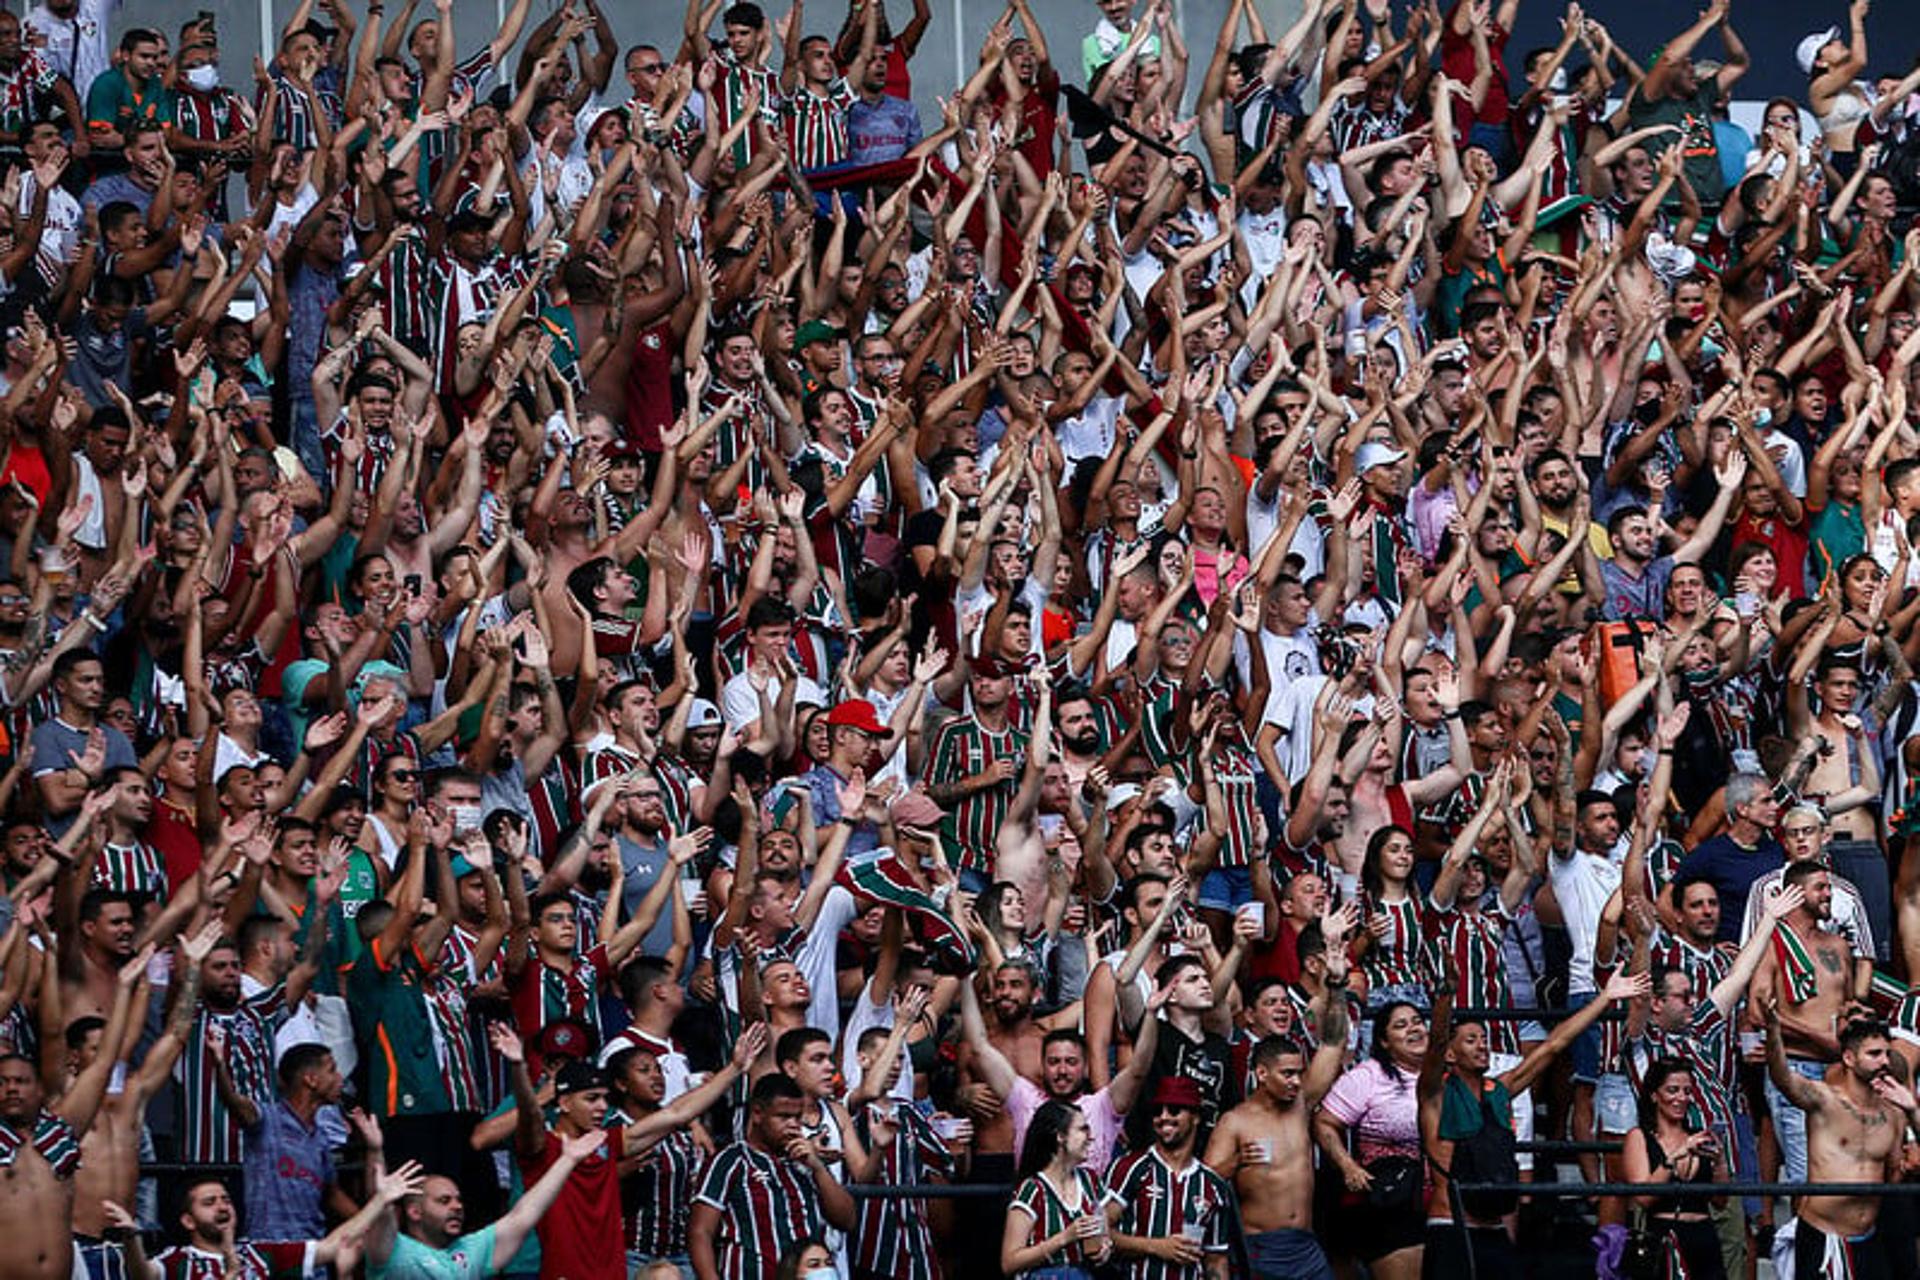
10, 0, 1920, 1277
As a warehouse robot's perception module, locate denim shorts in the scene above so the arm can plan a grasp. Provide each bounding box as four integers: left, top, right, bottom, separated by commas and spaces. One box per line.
1198, 865, 1255, 911
1594, 1072, 1637, 1136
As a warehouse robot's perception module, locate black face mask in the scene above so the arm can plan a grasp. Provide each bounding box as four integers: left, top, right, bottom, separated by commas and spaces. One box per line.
1635, 397, 1665, 427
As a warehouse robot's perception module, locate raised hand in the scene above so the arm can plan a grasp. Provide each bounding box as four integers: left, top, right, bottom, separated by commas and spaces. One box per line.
667, 827, 713, 866
731, 1021, 770, 1069
1760, 883, 1805, 922
487, 1021, 526, 1064
376, 1161, 428, 1203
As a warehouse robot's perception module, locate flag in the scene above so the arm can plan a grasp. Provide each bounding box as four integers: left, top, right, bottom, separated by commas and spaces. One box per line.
837, 848, 976, 974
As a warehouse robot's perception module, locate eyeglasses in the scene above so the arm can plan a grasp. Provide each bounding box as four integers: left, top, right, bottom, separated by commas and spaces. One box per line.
632, 61, 665, 73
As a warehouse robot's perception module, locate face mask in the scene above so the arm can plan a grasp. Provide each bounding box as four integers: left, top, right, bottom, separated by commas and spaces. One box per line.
804, 1270, 837, 1280
1753, 407, 1772, 428
449, 803, 483, 834
1548, 67, 1568, 93
185, 65, 218, 91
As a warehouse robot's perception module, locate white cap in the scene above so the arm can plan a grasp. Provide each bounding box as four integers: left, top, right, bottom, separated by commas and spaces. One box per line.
1797, 26, 1838, 76
688, 698, 723, 729
1355, 441, 1409, 474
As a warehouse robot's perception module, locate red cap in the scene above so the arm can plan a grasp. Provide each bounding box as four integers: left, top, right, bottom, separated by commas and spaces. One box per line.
825, 699, 887, 735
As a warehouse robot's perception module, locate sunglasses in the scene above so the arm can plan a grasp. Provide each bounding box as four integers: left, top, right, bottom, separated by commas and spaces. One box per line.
1153, 1104, 1196, 1118
389, 769, 418, 782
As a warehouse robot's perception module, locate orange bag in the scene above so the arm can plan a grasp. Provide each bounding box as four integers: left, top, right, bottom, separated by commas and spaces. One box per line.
1588, 620, 1660, 708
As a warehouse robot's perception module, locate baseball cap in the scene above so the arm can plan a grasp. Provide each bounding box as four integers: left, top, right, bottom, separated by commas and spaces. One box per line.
602, 437, 641, 463
825, 699, 887, 735
890, 788, 947, 829
1797, 27, 1839, 75
539, 1019, 594, 1064
688, 698, 723, 729
553, 1060, 610, 1097
794, 319, 845, 351
1355, 441, 1409, 474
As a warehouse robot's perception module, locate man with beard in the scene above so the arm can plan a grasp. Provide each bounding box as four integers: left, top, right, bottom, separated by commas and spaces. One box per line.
130, 1163, 426, 1280
1764, 1007, 1920, 1280
1749, 862, 1855, 1183
607, 775, 690, 964
1105, 1077, 1235, 1280
179, 936, 293, 1166
0, 949, 134, 1280
1600, 451, 1744, 621
1204, 943, 1349, 1280
958, 965, 1161, 1177
371, 1131, 606, 1279
1054, 685, 1106, 791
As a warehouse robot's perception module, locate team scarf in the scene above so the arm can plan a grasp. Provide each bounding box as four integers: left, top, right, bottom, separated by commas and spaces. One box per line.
836, 848, 976, 974
1771, 920, 1820, 1005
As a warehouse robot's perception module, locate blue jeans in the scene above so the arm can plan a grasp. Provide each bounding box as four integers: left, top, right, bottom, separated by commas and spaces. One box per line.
290, 396, 325, 491
1828, 838, 1891, 962
1765, 1057, 1831, 1181
1566, 988, 1602, 1083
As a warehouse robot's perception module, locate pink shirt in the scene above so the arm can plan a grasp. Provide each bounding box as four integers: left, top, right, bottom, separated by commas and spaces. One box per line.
1008, 1078, 1126, 1176
1320, 1058, 1423, 1162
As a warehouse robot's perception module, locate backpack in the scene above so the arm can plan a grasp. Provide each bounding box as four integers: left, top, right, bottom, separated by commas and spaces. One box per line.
1448, 1089, 1520, 1221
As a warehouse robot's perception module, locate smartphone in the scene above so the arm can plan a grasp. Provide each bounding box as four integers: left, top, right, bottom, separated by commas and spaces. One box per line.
404, 573, 423, 596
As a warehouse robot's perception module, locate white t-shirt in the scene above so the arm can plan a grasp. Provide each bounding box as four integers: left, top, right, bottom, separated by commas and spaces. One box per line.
841, 985, 915, 1105
720, 670, 824, 732
1549, 843, 1626, 996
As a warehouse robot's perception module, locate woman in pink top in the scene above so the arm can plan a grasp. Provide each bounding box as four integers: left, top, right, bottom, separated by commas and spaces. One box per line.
1184, 489, 1249, 606
1313, 1001, 1432, 1280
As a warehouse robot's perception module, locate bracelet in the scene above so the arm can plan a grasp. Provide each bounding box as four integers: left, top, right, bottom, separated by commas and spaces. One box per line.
1441, 708, 1461, 720
1658, 747, 1674, 756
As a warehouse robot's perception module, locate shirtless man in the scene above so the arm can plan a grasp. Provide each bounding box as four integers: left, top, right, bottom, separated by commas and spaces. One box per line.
1203, 908, 1350, 1280
1788, 652, 1890, 955
69, 924, 217, 1280
1329, 700, 1464, 898
1749, 861, 1857, 1182
57, 883, 138, 1025
954, 960, 1078, 1161
0, 942, 138, 1280
1764, 1004, 1920, 1280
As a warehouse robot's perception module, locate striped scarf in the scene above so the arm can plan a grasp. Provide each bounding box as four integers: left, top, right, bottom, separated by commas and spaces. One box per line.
835, 849, 975, 974
1771, 920, 1820, 1004
0, 1111, 80, 1178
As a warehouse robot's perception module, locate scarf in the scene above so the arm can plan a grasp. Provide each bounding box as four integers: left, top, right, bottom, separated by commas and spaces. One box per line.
1771, 919, 1820, 1005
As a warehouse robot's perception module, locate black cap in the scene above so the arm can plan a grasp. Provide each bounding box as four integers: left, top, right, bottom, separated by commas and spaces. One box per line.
553, 1061, 610, 1097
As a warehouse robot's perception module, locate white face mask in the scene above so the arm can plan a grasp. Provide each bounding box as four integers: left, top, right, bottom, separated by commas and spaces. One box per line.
1548, 67, 1568, 94
449, 803, 483, 834
803, 1269, 837, 1280
185, 64, 219, 91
